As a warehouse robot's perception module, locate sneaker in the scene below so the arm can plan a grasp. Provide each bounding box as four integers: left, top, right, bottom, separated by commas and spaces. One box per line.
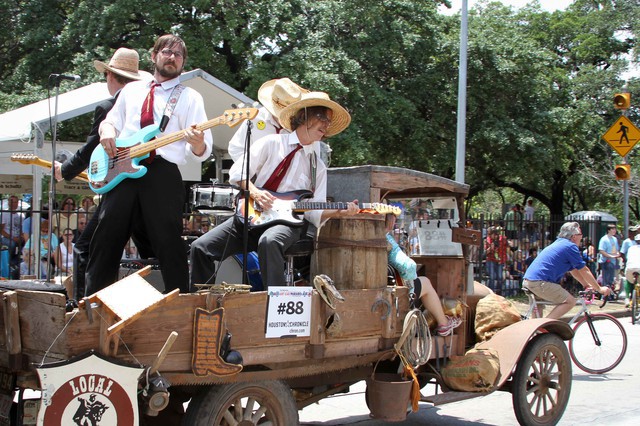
624, 298, 630, 308
436, 316, 462, 337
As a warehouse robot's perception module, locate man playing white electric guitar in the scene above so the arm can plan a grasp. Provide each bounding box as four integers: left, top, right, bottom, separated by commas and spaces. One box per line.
190, 90, 357, 288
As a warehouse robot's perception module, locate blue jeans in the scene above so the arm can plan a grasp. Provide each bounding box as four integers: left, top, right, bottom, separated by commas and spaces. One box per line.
486, 261, 504, 293
600, 261, 616, 287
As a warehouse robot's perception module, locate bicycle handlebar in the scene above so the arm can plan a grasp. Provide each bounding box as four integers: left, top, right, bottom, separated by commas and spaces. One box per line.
578, 289, 607, 308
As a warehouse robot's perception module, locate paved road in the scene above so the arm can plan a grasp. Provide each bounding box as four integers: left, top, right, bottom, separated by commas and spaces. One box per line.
299, 313, 639, 425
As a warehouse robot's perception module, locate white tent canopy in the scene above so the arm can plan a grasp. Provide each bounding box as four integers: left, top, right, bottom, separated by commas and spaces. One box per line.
0, 68, 255, 180
565, 211, 618, 222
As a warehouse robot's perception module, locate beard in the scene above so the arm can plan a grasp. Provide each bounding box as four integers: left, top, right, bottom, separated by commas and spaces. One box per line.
155, 61, 182, 79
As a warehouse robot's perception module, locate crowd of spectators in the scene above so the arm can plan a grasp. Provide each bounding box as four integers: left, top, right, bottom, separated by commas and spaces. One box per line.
471, 201, 631, 298
1, 194, 97, 279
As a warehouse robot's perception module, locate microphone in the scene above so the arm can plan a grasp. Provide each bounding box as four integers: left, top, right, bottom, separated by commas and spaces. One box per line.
50, 73, 81, 82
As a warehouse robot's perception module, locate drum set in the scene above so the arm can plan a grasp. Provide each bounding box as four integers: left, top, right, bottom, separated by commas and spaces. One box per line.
190, 183, 239, 226
188, 183, 263, 291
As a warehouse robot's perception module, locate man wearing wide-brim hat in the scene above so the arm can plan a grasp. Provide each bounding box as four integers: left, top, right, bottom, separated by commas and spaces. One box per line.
54, 47, 152, 300
57, 48, 145, 183
227, 77, 309, 161
190, 91, 358, 288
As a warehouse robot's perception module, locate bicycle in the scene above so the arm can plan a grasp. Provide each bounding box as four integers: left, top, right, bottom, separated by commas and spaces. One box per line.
630, 272, 640, 325
522, 287, 627, 374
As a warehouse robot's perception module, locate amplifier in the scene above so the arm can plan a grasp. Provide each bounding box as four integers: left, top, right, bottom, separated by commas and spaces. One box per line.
119, 259, 164, 292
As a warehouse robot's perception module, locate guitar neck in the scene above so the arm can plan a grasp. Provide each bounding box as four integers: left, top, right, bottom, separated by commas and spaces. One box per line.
291, 202, 379, 212
10, 156, 89, 182
27, 158, 52, 169
128, 115, 228, 158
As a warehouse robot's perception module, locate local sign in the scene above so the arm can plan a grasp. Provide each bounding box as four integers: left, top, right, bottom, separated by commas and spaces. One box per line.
36, 351, 142, 426
602, 116, 640, 157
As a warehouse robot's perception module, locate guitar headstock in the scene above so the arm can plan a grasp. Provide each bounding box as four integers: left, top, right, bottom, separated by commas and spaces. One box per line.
10, 153, 38, 164
223, 108, 259, 128
361, 203, 402, 216
378, 204, 401, 216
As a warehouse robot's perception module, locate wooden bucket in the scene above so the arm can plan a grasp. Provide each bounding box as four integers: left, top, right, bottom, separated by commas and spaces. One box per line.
311, 217, 387, 290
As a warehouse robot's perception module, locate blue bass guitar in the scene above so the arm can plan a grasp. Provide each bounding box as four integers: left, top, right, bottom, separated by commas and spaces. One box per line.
87, 108, 258, 194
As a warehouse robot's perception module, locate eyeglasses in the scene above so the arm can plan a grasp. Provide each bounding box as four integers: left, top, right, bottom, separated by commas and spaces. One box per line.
160, 48, 184, 59
65, 201, 75, 206
314, 113, 332, 125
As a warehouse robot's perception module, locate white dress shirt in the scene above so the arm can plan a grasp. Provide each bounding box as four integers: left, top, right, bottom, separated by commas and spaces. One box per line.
227, 107, 288, 161
102, 76, 213, 164
228, 131, 326, 228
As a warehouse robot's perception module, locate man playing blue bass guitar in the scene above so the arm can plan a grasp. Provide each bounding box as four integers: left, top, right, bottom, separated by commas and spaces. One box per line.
87, 34, 212, 294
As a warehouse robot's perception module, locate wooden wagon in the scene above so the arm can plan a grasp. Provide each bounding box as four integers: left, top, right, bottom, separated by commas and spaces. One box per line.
0, 166, 573, 425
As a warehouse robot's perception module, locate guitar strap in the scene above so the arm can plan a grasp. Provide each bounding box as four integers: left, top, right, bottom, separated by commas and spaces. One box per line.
310, 151, 317, 192
160, 84, 186, 132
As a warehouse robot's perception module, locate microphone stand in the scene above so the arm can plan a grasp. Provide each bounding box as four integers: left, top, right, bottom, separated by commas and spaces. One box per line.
45, 75, 63, 282
241, 121, 252, 285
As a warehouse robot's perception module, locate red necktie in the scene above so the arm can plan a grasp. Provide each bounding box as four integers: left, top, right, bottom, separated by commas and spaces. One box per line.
140, 83, 161, 128
274, 125, 282, 134
262, 144, 302, 192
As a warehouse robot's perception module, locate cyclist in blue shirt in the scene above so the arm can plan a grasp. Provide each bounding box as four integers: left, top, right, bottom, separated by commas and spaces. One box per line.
523, 222, 611, 319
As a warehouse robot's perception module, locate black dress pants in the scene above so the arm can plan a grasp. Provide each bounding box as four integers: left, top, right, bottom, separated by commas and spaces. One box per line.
73, 202, 155, 299
86, 158, 187, 295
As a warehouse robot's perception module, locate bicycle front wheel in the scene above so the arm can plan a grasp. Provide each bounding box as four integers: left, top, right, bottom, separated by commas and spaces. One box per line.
569, 313, 627, 374
632, 289, 640, 325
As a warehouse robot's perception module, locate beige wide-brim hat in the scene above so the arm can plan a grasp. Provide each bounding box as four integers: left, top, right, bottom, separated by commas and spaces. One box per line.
258, 78, 309, 117
278, 91, 351, 137
94, 48, 142, 81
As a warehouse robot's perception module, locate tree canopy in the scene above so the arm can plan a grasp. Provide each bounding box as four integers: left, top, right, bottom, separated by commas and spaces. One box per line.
0, 0, 637, 219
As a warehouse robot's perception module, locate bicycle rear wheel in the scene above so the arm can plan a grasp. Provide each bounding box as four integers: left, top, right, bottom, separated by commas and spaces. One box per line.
569, 313, 627, 374
632, 289, 640, 325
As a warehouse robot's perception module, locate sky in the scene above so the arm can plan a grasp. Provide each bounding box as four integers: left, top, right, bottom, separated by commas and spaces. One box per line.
440, 0, 575, 14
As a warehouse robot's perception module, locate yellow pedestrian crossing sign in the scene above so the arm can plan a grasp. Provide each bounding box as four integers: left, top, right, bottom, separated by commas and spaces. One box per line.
602, 116, 640, 157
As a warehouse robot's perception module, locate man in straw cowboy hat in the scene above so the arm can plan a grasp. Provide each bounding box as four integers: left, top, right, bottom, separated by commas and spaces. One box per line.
54, 47, 153, 300
190, 91, 358, 288
227, 77, 308, 161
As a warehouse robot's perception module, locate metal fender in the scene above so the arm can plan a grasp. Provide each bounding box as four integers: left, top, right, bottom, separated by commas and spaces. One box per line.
475, 318, 574, 389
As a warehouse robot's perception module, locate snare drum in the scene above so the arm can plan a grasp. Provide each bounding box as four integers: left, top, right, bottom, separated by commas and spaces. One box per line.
190, 184, 239, 211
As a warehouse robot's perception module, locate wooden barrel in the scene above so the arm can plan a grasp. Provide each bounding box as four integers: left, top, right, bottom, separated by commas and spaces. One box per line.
311, 217, 387, 290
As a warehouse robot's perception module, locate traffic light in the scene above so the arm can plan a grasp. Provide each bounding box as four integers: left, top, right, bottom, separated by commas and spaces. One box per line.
614, 164, 631, 180
614, 93, 631, 110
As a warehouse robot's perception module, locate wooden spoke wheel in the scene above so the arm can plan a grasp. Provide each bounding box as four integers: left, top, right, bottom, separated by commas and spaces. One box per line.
512, 334, 572, 426
182, 380, 298, 426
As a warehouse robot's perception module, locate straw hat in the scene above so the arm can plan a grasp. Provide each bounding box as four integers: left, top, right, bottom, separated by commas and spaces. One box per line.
258, 78, 309, 117
94, 48, 142, 81
278, 91, 351, 137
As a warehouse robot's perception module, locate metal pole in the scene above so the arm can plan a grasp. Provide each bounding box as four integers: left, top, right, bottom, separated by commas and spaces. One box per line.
621, 84, 630, 235
46, 83, 61, 282
623, 104, 630, 235
455, 0, 469, 184
623, 178, 629, 235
